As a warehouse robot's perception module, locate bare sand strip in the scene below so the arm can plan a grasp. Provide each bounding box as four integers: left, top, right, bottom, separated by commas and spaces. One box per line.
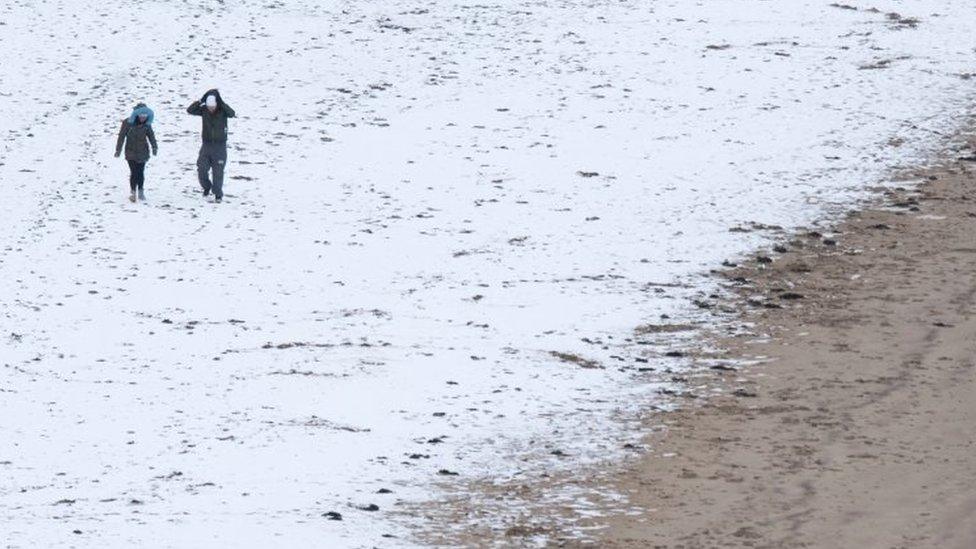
596, 145, 976, 547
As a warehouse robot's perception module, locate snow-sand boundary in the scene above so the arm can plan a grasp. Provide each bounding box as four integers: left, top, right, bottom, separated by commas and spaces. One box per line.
414, 124, 976, 546
591, 127, 976, 547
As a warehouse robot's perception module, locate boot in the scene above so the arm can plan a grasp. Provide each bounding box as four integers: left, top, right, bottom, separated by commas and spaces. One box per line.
129, 191, 136, 202
138, 189, 146, 201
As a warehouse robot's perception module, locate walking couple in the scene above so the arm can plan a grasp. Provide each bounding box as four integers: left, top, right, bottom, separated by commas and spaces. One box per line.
114, 89, 237, 203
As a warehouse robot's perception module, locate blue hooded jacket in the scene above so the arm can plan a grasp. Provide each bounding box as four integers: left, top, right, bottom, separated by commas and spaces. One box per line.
127, 103, 155, 126
117, 103, 158, 162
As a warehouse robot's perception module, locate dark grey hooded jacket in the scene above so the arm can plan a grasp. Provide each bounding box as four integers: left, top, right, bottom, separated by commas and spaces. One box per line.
187, 88, 237, 143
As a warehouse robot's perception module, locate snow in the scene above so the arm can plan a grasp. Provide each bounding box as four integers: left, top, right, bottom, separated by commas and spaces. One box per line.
0, 0, 973, 547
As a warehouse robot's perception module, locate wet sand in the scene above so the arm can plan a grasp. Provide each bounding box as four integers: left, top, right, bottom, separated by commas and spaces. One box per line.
596, 148, 976, 547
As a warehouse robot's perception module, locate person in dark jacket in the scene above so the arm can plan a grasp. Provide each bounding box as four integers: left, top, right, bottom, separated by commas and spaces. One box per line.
115, 103, 158, 202
186, 89, 236, 203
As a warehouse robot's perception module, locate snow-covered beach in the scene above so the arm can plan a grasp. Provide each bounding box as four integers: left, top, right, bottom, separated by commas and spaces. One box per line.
1, 1, 973, 546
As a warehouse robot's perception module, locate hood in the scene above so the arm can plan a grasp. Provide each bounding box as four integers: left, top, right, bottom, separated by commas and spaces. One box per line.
128, 103, 155, 126
201, 88, 225, 111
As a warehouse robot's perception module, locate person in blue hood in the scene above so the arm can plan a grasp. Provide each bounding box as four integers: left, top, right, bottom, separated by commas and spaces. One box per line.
115, 103, 158, 202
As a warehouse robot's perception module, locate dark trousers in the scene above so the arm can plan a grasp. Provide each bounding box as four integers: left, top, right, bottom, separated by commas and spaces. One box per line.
197, 142, 227, 198
126, 160, 146, 191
